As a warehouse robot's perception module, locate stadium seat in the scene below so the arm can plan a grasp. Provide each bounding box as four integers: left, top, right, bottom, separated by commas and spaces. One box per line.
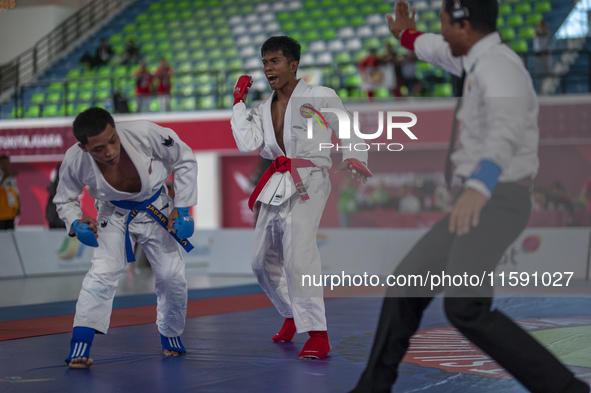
501, 28, 516, 42
507, 15, 524, 27
511, 40, 528, 54
535, 2, 551, 13
514, 3, 532, 14
433, 83, 452, 97
25, 105, 41, 118
519, 27, 536, 39
31, 93, 45, 104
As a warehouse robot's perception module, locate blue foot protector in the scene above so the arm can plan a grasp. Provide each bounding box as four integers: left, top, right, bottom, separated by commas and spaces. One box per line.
161, 334, 186, 354
65, 327, 95, 364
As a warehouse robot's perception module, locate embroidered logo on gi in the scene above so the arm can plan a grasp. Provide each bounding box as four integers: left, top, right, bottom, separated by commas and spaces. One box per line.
101, 221, 108, 228
162, 136, 174, 147
300, 103, 328, 130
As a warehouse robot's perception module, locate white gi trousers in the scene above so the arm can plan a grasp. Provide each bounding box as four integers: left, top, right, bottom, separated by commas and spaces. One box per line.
73, 192, 187, 337
251, 168, 330, 333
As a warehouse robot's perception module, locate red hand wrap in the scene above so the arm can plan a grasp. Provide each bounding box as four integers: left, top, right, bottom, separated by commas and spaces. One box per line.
400, 29, 424, 51
233, 75, 253, 105
346, 158, 372, 178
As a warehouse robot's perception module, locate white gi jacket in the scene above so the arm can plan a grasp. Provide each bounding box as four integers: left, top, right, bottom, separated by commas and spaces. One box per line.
54, 120, 198, 233
413, 32, 539, 198
231, 79, 368, 205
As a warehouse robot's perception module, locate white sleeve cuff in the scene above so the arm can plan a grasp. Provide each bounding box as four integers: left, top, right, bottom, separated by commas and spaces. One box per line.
464, 179, 492, 200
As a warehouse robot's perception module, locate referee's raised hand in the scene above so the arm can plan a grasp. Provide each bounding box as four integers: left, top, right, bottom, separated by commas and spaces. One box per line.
386, 0, 417, 39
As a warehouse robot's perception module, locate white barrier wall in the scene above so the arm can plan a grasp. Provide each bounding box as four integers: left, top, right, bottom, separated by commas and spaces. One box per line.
2, 228, 590, 280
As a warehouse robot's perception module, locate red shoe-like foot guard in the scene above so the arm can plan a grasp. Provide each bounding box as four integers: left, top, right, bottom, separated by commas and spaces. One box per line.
272, 318, 296, 342
299, 331, 331, 359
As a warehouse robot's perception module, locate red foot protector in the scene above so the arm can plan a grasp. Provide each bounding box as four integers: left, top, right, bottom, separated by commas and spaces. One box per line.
272, 317, 296, 342
346, 158, 372, 178
299, 331, 331, 359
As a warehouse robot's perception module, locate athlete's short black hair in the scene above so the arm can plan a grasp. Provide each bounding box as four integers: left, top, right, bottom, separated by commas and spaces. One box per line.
444, 0, 498, 34
73, 107, 115, 145
261, 36, 301, 63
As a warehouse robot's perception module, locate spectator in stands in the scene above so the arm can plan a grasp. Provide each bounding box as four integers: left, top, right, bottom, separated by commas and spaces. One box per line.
532, 187, 548, 211
133, 62, 153, 113
0, 155, 20, 230
398, 185, 420, 213
433, 184, 452, 211
338, 176, 358, 228
94, 39, 113, 69
358, 48, 380, 100
579, 178, 591, 226
400, 51, 420, 95
547, 181, 575, 224
46, 163, 66, 229
112, 89, 130, 113
122, 39, 140, 65
371, 181, 391, 208
380, 43, 404, 97
155, 58, 174, 112
534, 20, 551, 75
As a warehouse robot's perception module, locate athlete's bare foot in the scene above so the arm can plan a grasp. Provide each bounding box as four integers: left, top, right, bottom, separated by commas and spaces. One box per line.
163, 349, 182, 357
68, 357, 93, 369
299, 344, 332, 360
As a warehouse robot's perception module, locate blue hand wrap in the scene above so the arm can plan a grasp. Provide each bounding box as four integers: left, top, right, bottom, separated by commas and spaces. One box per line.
72, 219, 99, 247
468, 159, 502, 193
161, 334, 186, 353
174, 207, 194, 240
65, 327, 95, 363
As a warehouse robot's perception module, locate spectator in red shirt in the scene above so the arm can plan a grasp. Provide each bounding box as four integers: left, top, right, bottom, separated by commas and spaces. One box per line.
155, 58, 173, 112
358, 49, 380, 100
133, 62, 153, 113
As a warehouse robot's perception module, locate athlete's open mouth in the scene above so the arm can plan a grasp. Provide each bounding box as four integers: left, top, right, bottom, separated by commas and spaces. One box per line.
267, 75, 278, 85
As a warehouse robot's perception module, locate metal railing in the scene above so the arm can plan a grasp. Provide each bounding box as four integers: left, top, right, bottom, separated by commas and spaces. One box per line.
0, 0, 131, 98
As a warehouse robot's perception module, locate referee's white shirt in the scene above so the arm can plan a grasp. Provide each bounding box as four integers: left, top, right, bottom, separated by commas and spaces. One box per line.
414, 32, 539, 198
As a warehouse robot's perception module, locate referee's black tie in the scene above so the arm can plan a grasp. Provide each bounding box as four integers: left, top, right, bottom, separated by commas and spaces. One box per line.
444, 71, 466, 189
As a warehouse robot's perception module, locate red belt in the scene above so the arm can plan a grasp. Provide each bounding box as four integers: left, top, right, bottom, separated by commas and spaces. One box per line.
248, 156, 316, 211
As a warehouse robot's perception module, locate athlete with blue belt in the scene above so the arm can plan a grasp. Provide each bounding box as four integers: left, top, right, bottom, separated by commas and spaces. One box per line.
54, 107, 198, 368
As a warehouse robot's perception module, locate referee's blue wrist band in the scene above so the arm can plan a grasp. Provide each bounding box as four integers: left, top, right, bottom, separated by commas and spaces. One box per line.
468, 160, 502, 193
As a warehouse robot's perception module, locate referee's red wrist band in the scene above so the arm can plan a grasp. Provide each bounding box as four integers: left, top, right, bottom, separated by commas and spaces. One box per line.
400, 29, 424, 51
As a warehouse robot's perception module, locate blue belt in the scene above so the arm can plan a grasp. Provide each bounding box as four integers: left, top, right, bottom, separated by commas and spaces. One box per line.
111, 189, 194, 262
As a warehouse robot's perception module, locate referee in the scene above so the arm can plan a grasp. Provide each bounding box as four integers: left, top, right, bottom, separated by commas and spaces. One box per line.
349, 0, 590, 392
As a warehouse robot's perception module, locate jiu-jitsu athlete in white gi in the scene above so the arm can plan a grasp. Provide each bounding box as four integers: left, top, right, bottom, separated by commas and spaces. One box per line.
231, 36, 372, 359
54, 107, 197, 368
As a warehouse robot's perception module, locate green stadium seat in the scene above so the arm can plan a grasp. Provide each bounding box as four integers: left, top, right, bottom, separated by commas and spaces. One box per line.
97, 67, 112, 77
527, 13, 543, 26
303, 0, 315, 8
122, 24, 136, 34
514, 3, 532, 14
95, 90, 110, 101
507, 15, 524, 27
192, 0, 206, 7
519, 27, 535, 39
375, 87, 389, 98
535, 2, 551, 13
48, 82, 63, 92
220, 37, 234, 47
77, 103, 91, 113
211, 59, 226, 70
25, 105, 41, 118
46, 92, 61, 103
155, 31, 168, 41
337, 88, 349, 99
138, 32, 153, 43
138, 23, 152, 31
498, 4, 511, 16
304, 31, 320, 41
364, 37, 381, 49
282, 21, 297, 31
135, 13, 148, 23
497, 17, 505, 28
361, 5, 377, 14
225, 48, 239, 58
501, 28, 516, 41
322, 29, 337, 40
113, 66, 128, 77
420, 10, 437, 21
353, 50, 369, 62
335, 51, 352, 63
168, 20, 182, 30
377, 3, 391, 13
350, 16, 365, 27
142, 42, 156, 53
149, 99, 160, 112
67, 81, 79, 91
345, 74, 362, 88
128, 99, 138, 113
191, 50, 207, 60
157, 42, 171, 51
180, 10, 192, 19
227, 59, 243, 69
148, 3, 161, 11
205, 38, 219, 48
511, 40, 528, 53
310, 9, 323, 19
327, 8, 340, 18
165, 11, 179, 21
222, 95, 233, 108
66, 91, 77, 102
300, 20, 314, 30
150, 12, 163, 21
80, 81, 94, 90
196, 74, 214, 84
433, 83, 453, 97
67, 69, 82, 79
344, 6, 357, 16
180, 85, 195, 96
333, 17, 348, 28
79, 91, 93, 101
109, 34, 123, 45
197, 84, 213, 96
180, 97, 197, 111
208, 48, 223, 59
195, 61, 210, 72
31, 93, 45, 104
417, 61, 435, 72
199, 96, 216, 110
178, 1, 191, 8
430, 21, 442, 33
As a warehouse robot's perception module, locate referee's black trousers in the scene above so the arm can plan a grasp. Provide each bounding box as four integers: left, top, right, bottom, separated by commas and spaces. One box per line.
350, 183, 589, 393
